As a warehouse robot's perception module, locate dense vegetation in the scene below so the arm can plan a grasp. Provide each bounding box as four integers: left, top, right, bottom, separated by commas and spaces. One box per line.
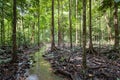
0, 0, 120, 80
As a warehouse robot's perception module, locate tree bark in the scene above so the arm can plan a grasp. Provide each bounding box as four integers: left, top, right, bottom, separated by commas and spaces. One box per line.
69, 0, 72, 49
61, 0, 64, 47
37, 0, 40, 46
89, 0, 92, 48
88, 0, 97, 54
31, 22, 35, 44
114, 2, 119, 49
82, 0, 87, 69
58, 0, 62, 47
12, 0, 17, 61
75, 0, 78, 46
51, 0, 56, 51
1, 0, 5, 46
80, 8, 82, 46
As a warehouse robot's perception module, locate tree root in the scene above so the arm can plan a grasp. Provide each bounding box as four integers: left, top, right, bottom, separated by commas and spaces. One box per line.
87, 47, 98, 55
51, 46, 58, 51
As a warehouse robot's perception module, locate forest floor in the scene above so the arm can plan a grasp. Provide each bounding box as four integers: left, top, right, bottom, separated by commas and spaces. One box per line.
43, 45, 120, 80
0, 44, 120, 80
0, 44, 42, 80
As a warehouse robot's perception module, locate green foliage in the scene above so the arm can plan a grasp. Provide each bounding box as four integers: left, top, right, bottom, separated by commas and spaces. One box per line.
60, 56, 66, 62
0, 0, 119, 47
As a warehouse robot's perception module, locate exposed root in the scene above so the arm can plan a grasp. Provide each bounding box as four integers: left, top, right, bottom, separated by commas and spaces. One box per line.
51, 46, 58, 51
87, 47, 98, 55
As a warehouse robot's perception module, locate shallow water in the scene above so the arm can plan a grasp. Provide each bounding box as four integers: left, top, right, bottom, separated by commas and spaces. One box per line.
27, 46, 64, 80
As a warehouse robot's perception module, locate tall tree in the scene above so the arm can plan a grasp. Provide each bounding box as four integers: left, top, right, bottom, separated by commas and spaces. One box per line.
114, 1, 119, 49
12, 0, 17, 61
31, 22, 35, 44
99, 0, 120, 50
82, 0, 87, 69
37, 0, 40, 46
1, 0, 5, 46
75, 0, 78, 46
88, 0, 97, 54
58, 0, 62, 47
51, 0, 56, 50
69, 0, 72, 49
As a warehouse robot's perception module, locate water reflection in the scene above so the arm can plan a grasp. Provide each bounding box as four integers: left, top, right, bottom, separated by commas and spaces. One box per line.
26, 75, 38, 80
27, 46, 64, 80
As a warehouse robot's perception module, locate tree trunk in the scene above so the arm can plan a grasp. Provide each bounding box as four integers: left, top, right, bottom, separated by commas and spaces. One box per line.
80, 8, 82, 46
82, 0, 87, 69
89, 0, 92, 48
1, 0, 5, 46
69, 0, 72, 49
31, 22, 35, 44
61, 0, 64, 47
114, 2, 119, 49
58, 0, 62, 47
12, 0, 17, 61
75, 0, 78, 46
37, 0, 40, 46
88, 0, 97, 54
51, 0, 56, 51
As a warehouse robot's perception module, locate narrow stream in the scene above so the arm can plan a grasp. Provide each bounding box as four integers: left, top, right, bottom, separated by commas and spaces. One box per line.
27, 46, 64, 80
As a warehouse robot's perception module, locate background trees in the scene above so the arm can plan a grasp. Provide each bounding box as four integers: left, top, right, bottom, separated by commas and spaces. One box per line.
0, 0, 119, 63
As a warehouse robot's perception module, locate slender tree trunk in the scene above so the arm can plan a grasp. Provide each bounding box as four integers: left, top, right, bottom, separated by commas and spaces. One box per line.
82, 0, 87, 69
1, 0, 5, 46
69, 0, 72, 49
61, 0, 64, 47
37, 0, 40, 46
88, 0, 97, 54
114, 2, 119, 49
12, 0, 17, 61
89, 0, 93, 48
79, 1, 82, 46
51, 0, 56, 51
58, 0, 61, 47
1, 21, 3, 46
31, 22, 35, 44
75, 0, 78, 46
80, 14, 82, 46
